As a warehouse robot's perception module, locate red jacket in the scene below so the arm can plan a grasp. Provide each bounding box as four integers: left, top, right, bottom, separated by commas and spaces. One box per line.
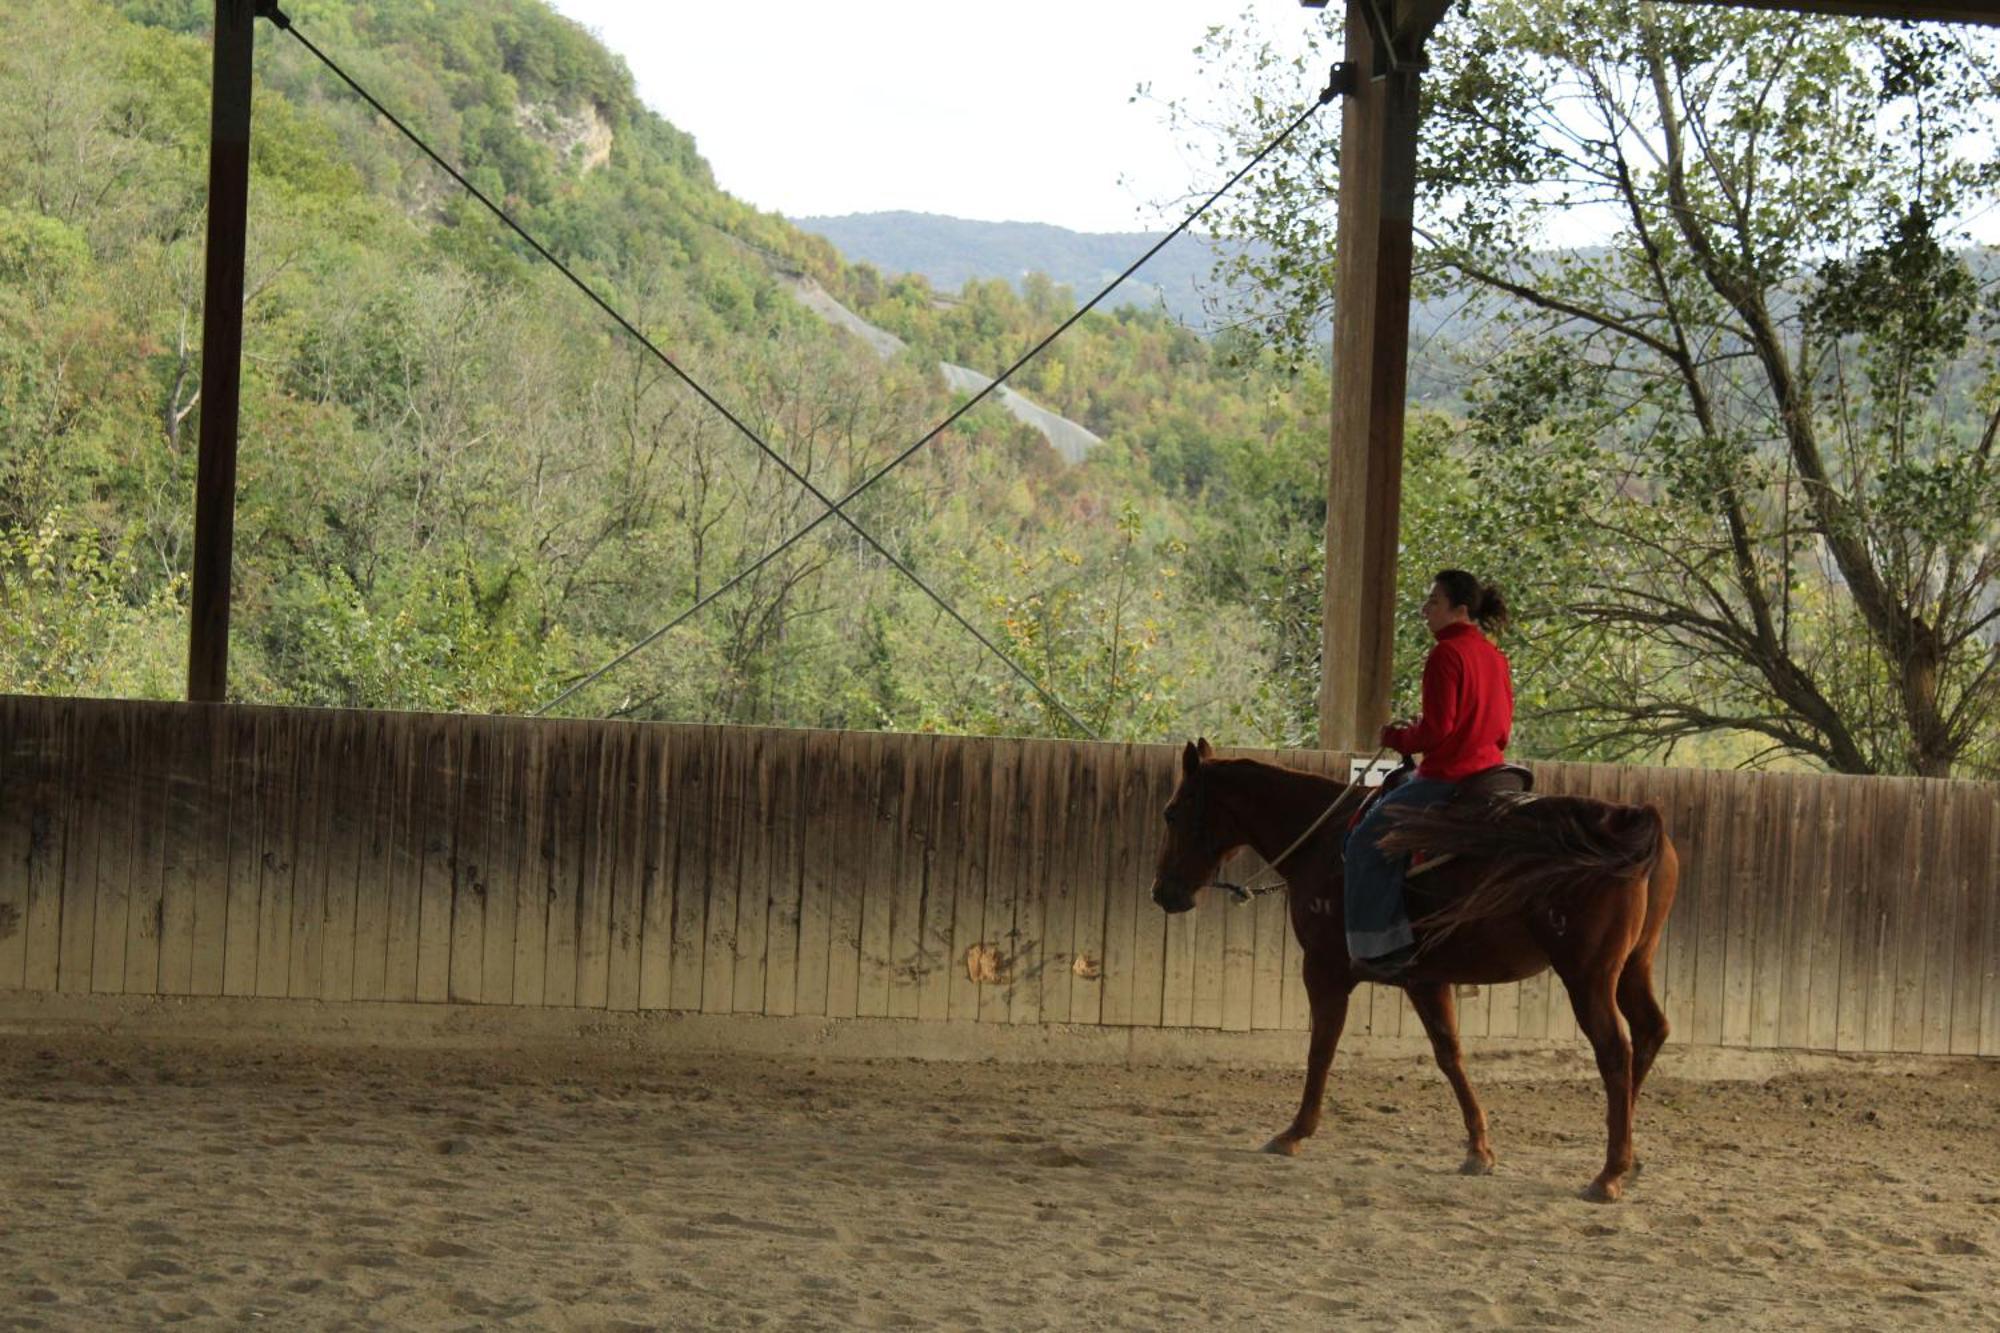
1382, 622, 1513, 781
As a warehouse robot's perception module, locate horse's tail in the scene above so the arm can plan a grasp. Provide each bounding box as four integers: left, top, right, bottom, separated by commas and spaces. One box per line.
1374, 795, 1667, 940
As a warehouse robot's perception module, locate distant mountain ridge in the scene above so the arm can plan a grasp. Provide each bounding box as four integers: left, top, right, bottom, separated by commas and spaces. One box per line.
796, 211, 1494, 406
796, 211, 1243, 331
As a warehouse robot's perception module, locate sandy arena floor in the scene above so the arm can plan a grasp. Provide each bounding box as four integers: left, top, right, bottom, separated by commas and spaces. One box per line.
2, 1033, 1997, 1330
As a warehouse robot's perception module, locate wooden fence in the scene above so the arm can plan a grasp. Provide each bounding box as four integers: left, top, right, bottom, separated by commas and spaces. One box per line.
1, 695, 1995, 1056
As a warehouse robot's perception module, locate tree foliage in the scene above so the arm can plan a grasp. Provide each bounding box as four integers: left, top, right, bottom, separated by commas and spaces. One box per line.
0, 0, 1335, 748
1183, 0, 2000, 776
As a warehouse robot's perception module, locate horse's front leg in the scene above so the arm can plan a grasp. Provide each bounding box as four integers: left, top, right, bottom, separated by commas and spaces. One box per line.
1406, 982, 1495, 1175
1264, 955, 1353, 1156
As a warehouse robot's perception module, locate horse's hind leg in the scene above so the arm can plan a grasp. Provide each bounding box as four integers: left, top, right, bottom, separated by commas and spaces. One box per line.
1617, 958, 1669, 1098
1264, 956, 1352, 1156
1407, 982, 1495, 1175
1565, 968, 1635, 1202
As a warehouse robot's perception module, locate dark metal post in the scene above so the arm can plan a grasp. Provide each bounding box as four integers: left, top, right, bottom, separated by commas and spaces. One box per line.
187, 0, 257, 702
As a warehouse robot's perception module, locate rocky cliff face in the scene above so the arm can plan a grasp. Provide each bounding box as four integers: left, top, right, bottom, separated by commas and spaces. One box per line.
516, 99, 615, 173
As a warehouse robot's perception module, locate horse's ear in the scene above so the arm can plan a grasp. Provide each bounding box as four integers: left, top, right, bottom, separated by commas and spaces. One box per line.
1196, 737, 1214, 760
1182, 740, 1202, 776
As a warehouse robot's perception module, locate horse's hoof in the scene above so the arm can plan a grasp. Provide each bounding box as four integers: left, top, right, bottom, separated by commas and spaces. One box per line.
1459, 1151, 1496, 1176
1262, 1135, 1304, 1157
1583, 1176, 1624, 1203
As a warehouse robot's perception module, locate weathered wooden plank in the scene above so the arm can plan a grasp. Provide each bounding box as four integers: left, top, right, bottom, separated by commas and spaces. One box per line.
724, 728, 769, 1016
0, 696, 27, 988
976, 738, 1023, 1024
1773, 772, 1824, 1050
1980, 781, 2000, 1059
1834, 774, 1880, 1053
1798, 771, 1843, 1053
1063, 742, 1114, 1027
18, 699, 74, 993
1032, 740, 1080, 1020
56, 701, 102, 994
606, 723, 653, 1013
314, 713, 363, 1002
794, 728, 839, 1018
1686, 766, 1732, 1049
1861, 778, 1910, 1052
886, 734, 930, 1022
916, 736, 958, 1025
1918, 780, 1963, 1055
666, 725, 715, 1012
479, 720, 528, 1008
700, 725, 745, 1015
72, 703, 133, 993
853, 730, 897, 1020
1880, 780, 1928, 1048
119, 708, 170, 996
574, 722, 627, 1011
410, 717, 459, 1004
636, 727, 677, 1011
511, 722, 554, 1007
1716, 767, 1760, 1048
1003, 739, 1053, 1026
0, 697, 59, 990
543, 722, 599, 1008
283, 710, 335, 1001
351, 711, 407, 1004
447, 718, 496, 1005
936, 735, 990, 1024
747, 728, 807, 1017
1740, 771, 1787, 1049
1096, 745, 1145, 1027
1950, 781, 1994, 1056
242, 710, 297, 998
379, 715, 423, 1001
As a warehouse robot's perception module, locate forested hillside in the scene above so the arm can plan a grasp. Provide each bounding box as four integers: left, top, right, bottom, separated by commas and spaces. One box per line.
3, 0, 1493, 748
12, 0, 1991, 775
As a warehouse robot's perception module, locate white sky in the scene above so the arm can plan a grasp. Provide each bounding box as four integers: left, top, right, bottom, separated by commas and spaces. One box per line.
545, 1, 1322, 233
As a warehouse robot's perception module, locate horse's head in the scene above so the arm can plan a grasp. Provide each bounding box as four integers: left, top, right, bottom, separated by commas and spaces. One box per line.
1150, 737, 1237, 914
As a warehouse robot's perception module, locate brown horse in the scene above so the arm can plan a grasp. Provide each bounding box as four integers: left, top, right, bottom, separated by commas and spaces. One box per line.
1149, 739, 1679, 1201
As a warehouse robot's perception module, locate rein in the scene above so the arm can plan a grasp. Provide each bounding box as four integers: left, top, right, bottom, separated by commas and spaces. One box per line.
1210, 748, 1391, 904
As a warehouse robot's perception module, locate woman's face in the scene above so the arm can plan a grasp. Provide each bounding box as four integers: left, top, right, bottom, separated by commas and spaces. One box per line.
1421, 582, 1468, 635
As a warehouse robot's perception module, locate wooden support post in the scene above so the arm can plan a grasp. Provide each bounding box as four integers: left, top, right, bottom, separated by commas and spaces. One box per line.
187, 0, 258, 702
1318, 0, 1430, 751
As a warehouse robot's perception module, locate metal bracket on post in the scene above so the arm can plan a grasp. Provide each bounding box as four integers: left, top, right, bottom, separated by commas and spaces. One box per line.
1358, 0, 1433, 80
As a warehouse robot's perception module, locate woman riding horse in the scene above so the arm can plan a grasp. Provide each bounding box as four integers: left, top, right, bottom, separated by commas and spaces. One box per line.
1345, 570, 1512, 979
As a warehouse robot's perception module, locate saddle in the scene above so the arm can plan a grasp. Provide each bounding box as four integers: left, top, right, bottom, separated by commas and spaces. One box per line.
1352, 761, 1536, 879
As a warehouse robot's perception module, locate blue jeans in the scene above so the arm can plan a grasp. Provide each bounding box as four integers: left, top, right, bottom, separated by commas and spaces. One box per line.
1343, 776, 1458, 961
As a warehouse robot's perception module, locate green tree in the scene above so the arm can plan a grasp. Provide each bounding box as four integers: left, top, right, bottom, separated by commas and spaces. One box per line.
1187, 0, 2000, 776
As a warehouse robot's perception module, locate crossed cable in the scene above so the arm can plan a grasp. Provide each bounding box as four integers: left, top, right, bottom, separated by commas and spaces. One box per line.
265, 4, 1339, 734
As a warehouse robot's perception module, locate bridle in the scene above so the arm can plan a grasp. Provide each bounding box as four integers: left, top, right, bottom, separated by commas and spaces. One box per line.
1194, 748, 1394, 903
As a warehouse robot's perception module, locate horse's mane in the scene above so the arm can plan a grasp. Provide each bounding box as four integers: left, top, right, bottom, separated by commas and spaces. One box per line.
1375, 795, 1666, 939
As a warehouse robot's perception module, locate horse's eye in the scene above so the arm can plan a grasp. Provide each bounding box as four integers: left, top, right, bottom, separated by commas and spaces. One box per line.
1164, 808, 1179, 826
